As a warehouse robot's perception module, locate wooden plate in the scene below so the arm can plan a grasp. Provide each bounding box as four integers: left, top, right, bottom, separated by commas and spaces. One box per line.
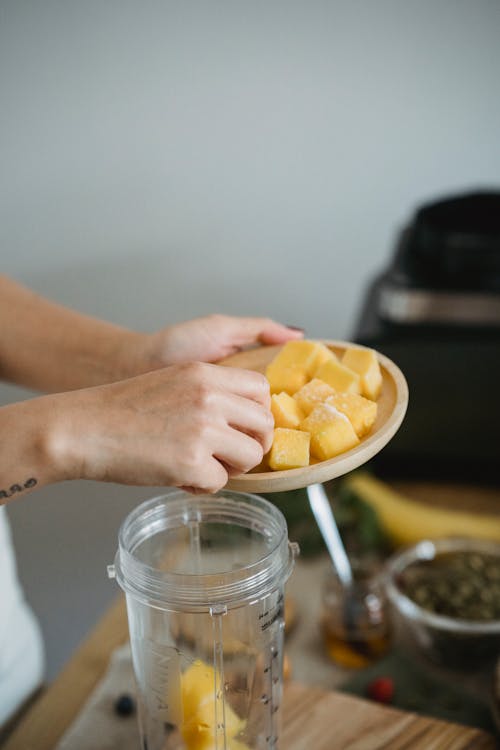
221, 340, 408, 493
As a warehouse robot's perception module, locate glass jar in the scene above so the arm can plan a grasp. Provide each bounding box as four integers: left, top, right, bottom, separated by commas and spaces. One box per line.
321, 567, 391, 669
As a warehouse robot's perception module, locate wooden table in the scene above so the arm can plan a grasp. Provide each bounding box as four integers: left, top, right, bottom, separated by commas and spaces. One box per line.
2, 595, 497, 750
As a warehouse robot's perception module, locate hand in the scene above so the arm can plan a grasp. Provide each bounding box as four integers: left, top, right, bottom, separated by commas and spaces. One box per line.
50, 362, 273, 494
135, 315, 303, 371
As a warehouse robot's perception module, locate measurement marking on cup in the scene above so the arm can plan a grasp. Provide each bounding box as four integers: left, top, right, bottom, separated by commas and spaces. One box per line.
210, 607, 228, 750
259, 593, 284, 632
259, 605, 283, 632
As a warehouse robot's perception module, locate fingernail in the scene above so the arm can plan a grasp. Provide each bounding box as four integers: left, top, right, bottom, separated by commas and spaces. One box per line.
286, 325, 305, 332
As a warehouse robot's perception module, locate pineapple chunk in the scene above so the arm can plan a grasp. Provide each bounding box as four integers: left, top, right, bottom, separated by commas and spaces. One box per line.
181, 660, 245, 748
265, 341, 337, 395
341, 347, 382, 401
300, 403, 360, 461
314, 359, 361, 395
293, 378, 336, 416
265, 362, 308, 395
309, 341, 337, 371
270, 340, 335, 374
182, 725, 250, 750
187, 739, 249, 750
268, 428, 310, 470
326, 391, 377, 438
271, 392, 305, 429
181, 660, 215, 724
181, 723, 213, 750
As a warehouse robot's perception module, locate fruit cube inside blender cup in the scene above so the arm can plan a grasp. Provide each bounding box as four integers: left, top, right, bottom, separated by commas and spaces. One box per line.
181, 660, 247, 749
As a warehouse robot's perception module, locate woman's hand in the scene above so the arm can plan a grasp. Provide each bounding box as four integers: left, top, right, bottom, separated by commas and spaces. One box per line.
49, 362, 273, 494
0, 276, 302, 391
0, 280, 302, 501
135, 315, 303, 371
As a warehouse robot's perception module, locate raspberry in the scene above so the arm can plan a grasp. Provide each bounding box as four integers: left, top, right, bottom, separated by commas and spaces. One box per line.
366, 676, 394, 704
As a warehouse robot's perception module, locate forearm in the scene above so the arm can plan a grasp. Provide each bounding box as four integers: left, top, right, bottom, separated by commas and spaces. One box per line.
0, 396, 73, 503
0, 362, 273, 503
0, 275, 144, 392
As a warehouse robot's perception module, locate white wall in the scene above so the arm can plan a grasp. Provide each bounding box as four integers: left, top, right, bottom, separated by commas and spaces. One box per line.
1, 1, 499, 678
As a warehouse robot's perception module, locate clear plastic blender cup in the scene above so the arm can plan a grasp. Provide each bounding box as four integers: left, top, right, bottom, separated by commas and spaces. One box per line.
108, 489, 298, 750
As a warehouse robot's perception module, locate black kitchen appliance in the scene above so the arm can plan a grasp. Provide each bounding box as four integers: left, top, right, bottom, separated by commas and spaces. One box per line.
353, 190, 500, 483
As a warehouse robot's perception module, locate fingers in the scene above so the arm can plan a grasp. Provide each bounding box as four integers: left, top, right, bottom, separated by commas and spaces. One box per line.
232, 317, 304, 346
177, 364, 273, 488
179, 456, 229, 494
148, 314, 303, 369
212, 425, 265, 477
73, 361, 275, 494
202, 363, 271, 408
216, 391, 274, 453
181, 365, 273, 474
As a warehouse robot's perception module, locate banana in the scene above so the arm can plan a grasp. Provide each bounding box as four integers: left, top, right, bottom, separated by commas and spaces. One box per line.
344, 473, 500, 547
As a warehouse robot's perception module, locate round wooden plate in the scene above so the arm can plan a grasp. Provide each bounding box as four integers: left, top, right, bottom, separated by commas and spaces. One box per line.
221, 340, 408, 493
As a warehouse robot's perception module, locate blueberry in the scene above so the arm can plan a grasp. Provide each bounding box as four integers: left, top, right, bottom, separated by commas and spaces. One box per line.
114, 693, 135, 717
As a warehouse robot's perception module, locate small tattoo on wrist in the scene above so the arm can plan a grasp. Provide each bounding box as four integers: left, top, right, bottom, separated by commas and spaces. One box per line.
0, 477, 37, 500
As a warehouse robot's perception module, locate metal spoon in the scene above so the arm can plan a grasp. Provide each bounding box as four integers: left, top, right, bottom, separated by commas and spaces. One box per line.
307, 482, 353, 587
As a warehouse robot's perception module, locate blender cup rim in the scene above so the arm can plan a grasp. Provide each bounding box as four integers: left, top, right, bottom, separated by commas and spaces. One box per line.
112, 488, 297, 611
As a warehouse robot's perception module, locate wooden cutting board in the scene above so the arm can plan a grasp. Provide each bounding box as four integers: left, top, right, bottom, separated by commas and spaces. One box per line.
282, 682, 496, 749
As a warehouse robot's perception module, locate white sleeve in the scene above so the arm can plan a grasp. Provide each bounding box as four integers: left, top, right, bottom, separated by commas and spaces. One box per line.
0, 507, 45, 727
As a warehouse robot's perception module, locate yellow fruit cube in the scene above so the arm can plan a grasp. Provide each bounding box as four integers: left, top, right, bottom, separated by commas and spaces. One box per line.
181, 660, 215, 721
265, 362, 308, 395
181, 660, 245, 742
182, 725, 250, 750
192, 693, 244, 738
314, 359, 361, 394
309, 341, 337, 371
293, 378, 336, 416
326, 391, 377, 438
300, 403, 360, 461
271, 392, 305, 429
268, 428, 310, 470
183, 732, 250, 750
229, 741, 251, 750
265, 340, 337, 390
271, 340, 331, 373
341, 347, 382, 401
181, 722, 213, 750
